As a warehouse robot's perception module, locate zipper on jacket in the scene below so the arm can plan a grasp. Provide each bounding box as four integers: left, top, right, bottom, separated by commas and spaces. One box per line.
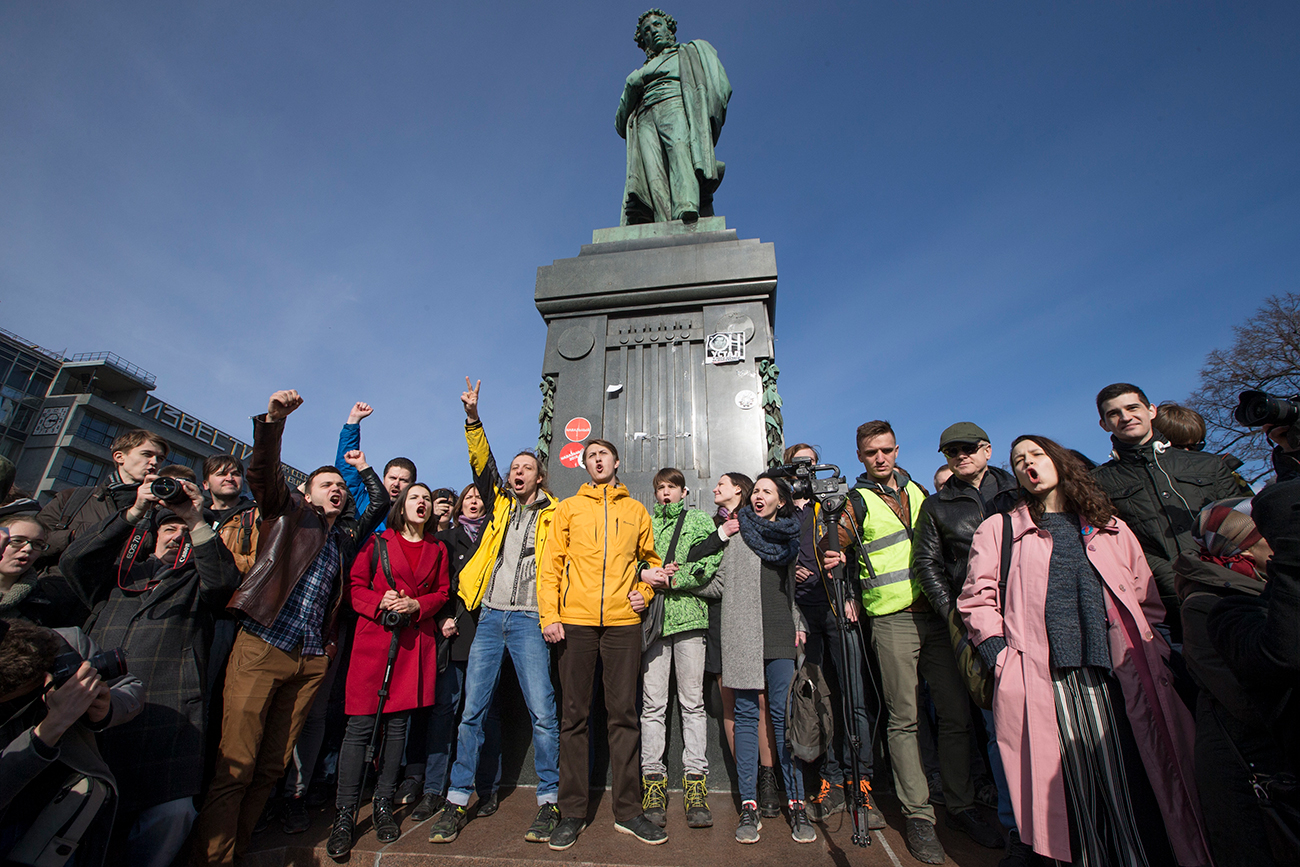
601, 487, 608, 626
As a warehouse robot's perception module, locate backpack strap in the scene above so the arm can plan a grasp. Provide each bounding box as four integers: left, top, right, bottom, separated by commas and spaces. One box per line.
374, 536, 396, 592
998, 513, 1013, 611
665, 510, 689, 563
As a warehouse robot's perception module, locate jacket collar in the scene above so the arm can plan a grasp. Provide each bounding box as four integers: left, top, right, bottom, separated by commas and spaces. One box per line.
1110, 436, 1171, 463
1009, 501, 1119, 540
578, 482, 628, 502
653, 500, 686, 520
938, 465, 1018, 502
854, 468, 912, 495
379, 527, 439, 583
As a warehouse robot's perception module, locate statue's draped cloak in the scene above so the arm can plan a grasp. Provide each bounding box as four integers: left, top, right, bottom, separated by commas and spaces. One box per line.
619, 40, 732, 225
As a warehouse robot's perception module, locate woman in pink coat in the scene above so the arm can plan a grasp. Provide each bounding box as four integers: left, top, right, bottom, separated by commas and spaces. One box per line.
958, 435, 1210, 866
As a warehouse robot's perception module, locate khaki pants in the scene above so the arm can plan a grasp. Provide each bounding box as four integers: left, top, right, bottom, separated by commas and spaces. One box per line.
869, 610, 975, 822
191, 629, 328, 864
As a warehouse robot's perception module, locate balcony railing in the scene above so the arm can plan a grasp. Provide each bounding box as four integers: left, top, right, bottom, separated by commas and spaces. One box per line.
67, 352, 157, 388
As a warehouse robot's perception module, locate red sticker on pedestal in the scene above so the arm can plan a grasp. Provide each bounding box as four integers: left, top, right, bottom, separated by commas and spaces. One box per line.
558, 442, 585, 468
564, 417, 592, 442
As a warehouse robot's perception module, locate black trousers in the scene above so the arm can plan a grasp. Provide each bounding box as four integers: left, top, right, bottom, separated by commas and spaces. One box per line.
335, 712, 409, 811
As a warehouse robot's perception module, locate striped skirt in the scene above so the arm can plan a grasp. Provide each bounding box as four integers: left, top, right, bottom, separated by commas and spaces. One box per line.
1051, 666, 1176, 867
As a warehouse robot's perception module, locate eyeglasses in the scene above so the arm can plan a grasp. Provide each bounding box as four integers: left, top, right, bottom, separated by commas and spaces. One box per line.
942, 442, 985, 458
4, 537, 49, 554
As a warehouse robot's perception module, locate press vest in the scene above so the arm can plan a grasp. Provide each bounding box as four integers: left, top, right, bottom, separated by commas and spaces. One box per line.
854, 481, 925, 616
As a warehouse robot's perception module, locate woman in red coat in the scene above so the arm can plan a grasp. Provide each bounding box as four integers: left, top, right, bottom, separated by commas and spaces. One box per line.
327, 483, 450, 859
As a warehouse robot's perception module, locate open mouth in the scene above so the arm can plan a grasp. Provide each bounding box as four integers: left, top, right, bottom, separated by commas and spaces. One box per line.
329, 492, 343, 507
416, 506, 427, 518
1026, 467, 1040, 484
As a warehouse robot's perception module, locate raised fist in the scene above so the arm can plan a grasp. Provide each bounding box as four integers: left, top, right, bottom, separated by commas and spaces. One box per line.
267, 390, 303, 422
343, 450, 369, 471
347, 402, 374, 425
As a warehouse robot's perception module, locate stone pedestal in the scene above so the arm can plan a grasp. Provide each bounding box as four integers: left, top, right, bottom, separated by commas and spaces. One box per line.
534, 217, 779, 508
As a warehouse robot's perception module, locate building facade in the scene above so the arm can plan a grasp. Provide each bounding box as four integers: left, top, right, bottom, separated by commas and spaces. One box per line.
0, 328, 304, 501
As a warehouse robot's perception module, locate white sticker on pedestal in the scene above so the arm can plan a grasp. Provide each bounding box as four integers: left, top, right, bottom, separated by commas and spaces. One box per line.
734, 390, 758, 410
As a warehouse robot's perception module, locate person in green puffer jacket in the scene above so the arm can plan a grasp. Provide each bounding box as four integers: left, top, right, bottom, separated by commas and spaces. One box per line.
640, 467, 726, 831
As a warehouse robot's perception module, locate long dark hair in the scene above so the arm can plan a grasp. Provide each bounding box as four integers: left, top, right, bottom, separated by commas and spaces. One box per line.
753, 471, 796, 519
1010, 435, 1116, 530
714, 472, 754, 526
387, 483, 434, 536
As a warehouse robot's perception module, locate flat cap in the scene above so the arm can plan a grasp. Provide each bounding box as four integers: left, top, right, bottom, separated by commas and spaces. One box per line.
938, 422, 989, 451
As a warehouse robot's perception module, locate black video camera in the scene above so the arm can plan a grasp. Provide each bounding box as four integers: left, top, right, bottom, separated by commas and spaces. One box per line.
150, 477, 190, 505
1235, 390, 1300, 450
773, 456, 848, 502
378, 610, 409, 630
50, 647, 128, 688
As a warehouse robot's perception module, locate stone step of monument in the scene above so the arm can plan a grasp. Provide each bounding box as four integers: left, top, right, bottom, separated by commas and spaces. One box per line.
242, 786, 1005, 867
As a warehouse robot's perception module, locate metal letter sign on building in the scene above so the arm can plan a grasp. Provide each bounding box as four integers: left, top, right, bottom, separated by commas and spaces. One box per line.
533, 217, 779, 507
139, 395, 254, 461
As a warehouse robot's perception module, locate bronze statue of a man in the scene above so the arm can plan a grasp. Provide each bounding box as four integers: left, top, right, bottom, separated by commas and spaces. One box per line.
615, 10, 731, 225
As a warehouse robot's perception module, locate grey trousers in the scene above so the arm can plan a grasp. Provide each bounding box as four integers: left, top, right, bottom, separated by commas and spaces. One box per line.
869, 610, 975, 821
640, 629, 708, 777
635, 95, 698, 221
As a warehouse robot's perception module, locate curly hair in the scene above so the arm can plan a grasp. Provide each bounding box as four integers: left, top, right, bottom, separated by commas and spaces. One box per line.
635, 8, 678, 51
1010, 435, 1116, 530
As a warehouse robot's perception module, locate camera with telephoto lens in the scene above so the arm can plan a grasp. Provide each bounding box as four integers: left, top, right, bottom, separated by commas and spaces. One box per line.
49, 647, 128, 688
1235, 390, 1300, 450
378, 610, 409, 630
149, 477, 190, 505
774, 455, 847, 502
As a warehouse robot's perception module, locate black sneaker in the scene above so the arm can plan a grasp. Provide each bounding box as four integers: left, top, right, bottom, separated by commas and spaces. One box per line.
947, 807, 1003, 849
851, 779, 887, 831
735, 802, 762, 844
394, 775, 423, 806
548, 816, 585, 851
788, 802, 817, 843
904, 817, 946, 865
326, 808, 356, 861
475, 791, 499, 817
427, 804, 467, 844
524, 803, 561, 843
642, 772, 668, 828
614, 813, 668, 845
805, 778, 845, 822
281, 795, 311, 834
757, 766, 782, 818
372, 797, 400, 843
411, 791, 444, 822
1000, 828, 1035, 867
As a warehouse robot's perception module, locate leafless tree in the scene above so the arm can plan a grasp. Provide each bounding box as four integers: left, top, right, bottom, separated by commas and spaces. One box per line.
1187, 293, 1300, 484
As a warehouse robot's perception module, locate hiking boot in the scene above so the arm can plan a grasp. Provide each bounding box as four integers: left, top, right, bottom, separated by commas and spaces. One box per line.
947, 807, 1003, 849
281, 795, 311, 834
683, 772, 712, 828
615, 813, 668, 845
1000, 828, 1035, 867
905, 817, 946, 864
394, 775, 423, 806
475, 791, 499, 817
788, 801, 817, 843
735, 801, 762, 844
326, 808, 356, 861
524, 803, 560, 843
757, 766, 782, 818
852, 779, 887, 830
641, 773, 669, 827
548, 817, 585, 850
411, 791, 444, 822
372, 797, 400, 843
806, 778, 846, 821
427, 803, 467, 844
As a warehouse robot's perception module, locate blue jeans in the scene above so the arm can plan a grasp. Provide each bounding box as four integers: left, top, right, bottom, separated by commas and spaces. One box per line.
422, 659, 502, 796
982, 707, 1015, 831
734, 658, 802, 804
447, 608, 559, 805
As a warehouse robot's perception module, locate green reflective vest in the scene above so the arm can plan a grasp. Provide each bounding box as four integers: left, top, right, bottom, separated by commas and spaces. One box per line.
853, 481, 926, 616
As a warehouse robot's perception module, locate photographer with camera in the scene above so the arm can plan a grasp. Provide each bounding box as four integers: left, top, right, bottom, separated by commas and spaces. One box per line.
326, 482, 449, 859
59, 470, 240, 867
0, 619, 143, 867
192, 390, 390, 866
1093, 383, 1246, 638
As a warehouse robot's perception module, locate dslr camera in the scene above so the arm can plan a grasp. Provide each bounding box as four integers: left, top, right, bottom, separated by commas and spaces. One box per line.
50, 647, 128, 688
1235, 390, 1300, 450
773, 455, 848, 502
378, 610, 409, 630
149, 477, 191, 505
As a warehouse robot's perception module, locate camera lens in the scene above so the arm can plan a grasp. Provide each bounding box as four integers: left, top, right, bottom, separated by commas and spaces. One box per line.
150, 477, 187, 504
1234, 390, 1300, 427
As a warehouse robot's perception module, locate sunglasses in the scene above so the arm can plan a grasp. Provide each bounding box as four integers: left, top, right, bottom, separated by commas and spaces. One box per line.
942, 442, 985, 458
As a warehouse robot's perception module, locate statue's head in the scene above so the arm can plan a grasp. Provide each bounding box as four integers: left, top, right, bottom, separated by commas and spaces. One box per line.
635, 9, 677, 57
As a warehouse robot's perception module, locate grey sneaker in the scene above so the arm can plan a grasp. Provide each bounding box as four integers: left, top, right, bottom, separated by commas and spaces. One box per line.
905, 817, 946, 864
427, 804, 467, 844
524, 804, 561, 843
735, 802, 762, 844
788, 803, 817, 843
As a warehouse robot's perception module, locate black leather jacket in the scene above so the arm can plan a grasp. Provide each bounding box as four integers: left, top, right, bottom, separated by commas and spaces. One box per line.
1092, 438, 1245, 609
912, 466, 1021, 620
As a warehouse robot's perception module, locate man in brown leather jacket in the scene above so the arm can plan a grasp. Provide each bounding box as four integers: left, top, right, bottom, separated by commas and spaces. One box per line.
192, 390, 390, 865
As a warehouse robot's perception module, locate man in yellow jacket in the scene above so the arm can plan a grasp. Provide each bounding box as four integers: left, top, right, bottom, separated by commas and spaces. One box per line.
538, 438, 666, 851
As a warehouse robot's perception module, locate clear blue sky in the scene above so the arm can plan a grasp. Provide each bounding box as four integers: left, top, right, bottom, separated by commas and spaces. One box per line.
3, 3, 1297, 491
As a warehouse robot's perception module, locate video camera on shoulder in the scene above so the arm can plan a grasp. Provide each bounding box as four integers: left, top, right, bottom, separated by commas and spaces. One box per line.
50, 647, 128, 688
1236, 390, 1300, 450
773, 456, 849, 503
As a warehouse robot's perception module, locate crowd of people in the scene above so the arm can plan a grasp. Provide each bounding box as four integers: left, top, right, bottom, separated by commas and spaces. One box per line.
0, 377, 1296, 867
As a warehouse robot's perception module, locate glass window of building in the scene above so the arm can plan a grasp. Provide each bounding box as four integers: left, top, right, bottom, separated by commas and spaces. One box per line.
74, 412, 120, 448
56, 453, 108, 487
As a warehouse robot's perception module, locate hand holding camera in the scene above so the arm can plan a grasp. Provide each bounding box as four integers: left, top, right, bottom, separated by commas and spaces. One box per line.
34, 663, 107, 746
